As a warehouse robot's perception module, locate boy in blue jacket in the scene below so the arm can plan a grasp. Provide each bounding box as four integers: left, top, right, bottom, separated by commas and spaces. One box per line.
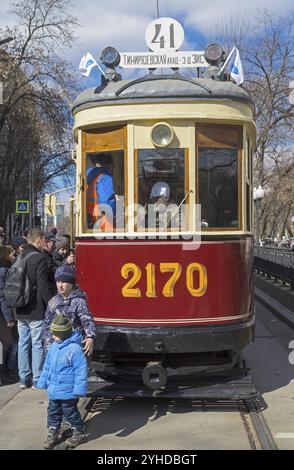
37, 314, 88, 449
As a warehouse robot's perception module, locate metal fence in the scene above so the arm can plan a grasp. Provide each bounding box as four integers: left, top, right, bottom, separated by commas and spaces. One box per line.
254, 246, 294, 289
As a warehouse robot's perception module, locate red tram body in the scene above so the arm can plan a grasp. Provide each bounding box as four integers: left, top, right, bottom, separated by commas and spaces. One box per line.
72, 44, 256, 387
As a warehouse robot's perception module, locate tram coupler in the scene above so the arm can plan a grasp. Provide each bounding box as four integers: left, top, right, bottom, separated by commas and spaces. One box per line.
142, 362, 167, 390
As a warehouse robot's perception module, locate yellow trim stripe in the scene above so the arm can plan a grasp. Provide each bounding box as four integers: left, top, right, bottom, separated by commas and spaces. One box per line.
77, 239, 247, 246
93, 313, 250, 324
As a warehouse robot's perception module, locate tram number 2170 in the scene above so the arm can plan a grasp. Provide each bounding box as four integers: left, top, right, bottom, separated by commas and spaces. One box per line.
121, 262, 207, 298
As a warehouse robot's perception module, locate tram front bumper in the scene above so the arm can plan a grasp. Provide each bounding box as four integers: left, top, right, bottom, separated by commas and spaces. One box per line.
94, 315, 255, 355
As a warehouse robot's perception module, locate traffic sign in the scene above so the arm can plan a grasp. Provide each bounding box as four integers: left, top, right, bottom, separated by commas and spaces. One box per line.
16, 200, 30, 214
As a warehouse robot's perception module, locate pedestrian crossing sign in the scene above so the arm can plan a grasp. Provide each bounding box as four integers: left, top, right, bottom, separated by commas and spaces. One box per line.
16, 200, 30, 214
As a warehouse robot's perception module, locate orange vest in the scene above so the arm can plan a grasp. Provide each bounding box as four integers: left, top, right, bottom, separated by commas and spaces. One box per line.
87, 173, 113, 231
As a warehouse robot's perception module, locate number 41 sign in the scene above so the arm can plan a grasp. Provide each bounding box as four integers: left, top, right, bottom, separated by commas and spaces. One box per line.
119, 17, 208, 69
145, 17, 184, 52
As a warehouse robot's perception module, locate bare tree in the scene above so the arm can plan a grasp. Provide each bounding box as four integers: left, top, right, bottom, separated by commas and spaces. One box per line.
0, 0, 79, 233
211, 11, 294, 239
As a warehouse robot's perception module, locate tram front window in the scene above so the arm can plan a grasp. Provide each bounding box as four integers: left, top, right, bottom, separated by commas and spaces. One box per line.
199, 148, 238, 228
137, 148, 186, 231
86, 150, 125, 231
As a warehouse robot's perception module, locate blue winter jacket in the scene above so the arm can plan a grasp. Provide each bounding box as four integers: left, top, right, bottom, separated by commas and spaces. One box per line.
37, 331, 87, 400
87, 167, 116, 214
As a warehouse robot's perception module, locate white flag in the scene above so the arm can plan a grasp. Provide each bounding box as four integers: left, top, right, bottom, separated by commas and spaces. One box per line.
219, 47, 244, 85
79, 52, 99, 77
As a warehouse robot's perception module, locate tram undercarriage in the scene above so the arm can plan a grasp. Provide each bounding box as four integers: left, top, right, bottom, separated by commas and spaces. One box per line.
91, 318, 255, 389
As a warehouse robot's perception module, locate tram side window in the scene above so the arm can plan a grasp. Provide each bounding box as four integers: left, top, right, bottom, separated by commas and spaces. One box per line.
199, 148, 238, 228
137, 148, 186, 230
86, 150, 125, 231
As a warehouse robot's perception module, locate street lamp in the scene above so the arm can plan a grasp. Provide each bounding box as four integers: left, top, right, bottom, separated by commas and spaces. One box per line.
253, 185, 265, 244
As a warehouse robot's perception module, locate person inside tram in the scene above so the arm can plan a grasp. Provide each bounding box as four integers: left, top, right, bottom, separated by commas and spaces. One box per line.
214, 165, 238, 227
86, 153, 115, 230
144, 181, 180, 230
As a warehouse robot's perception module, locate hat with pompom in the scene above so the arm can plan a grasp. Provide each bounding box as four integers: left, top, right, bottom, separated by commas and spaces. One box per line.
50, 314, 72, 341
54, 266, 76, 285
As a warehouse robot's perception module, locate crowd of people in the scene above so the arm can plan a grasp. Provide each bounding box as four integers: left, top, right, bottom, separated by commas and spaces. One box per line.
0, 227, 96, 448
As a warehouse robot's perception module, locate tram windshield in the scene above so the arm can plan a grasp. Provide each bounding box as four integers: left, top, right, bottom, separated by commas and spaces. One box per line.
199, 148, 238, 228
197, 124, 241, 230
136, 148, 186, 230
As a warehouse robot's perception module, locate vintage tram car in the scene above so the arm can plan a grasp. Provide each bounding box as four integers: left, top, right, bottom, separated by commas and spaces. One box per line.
72, 44, 255, 388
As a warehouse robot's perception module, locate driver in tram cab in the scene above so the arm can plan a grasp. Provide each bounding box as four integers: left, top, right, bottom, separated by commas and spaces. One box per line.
144, 181, 180, 230
86, 153, 116, 230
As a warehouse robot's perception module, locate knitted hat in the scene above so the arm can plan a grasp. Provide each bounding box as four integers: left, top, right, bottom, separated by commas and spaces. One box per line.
54, 266, 76, 284
11, 236, 28, 250
50, 314, 72, 341
44, 231, 57, 242
56, 237, 70, 251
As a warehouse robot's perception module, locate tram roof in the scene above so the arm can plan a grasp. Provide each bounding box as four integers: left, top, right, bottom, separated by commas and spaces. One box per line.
72, 73, 254, 115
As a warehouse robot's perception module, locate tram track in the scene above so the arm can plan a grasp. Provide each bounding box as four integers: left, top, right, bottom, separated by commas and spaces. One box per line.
54, 393, 278, 451
53, 365, 278, 451
239, 398, 278, 450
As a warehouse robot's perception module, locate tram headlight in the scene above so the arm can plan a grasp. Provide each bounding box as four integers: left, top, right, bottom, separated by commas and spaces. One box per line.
150, 122, 174, 147
204, 43, 224, 66
100, 46, 120, 67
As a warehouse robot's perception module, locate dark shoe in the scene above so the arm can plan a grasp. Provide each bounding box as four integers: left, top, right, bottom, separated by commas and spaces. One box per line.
65, 429, 87, 448
59, 422, 73, 438
43, 427, 59, 450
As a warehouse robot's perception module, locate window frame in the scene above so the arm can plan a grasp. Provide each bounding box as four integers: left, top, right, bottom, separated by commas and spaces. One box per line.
245, 136, 253, 233
81, 126, 128, 234
134, 147, 190, 233
196, 124, 243, 232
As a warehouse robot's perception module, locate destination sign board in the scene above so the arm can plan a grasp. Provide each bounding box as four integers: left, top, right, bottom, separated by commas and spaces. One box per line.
119, 51, 208, 69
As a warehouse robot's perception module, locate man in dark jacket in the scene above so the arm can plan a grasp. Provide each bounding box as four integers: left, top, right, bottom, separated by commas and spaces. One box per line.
43, 232, 58, 295
16, 228, 53, 389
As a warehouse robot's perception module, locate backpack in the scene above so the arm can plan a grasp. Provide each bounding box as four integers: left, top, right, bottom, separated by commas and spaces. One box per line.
4, 251, 39, 307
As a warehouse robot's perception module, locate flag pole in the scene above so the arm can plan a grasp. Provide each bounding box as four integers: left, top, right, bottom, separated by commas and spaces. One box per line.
156, 0, 160, 18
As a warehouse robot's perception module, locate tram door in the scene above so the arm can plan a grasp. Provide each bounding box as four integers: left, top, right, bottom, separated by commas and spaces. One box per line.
82, 127, 126, 231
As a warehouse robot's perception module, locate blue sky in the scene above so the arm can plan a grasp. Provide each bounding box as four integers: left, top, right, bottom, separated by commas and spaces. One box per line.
1, 0, 293, 90
1, 0, 293, 197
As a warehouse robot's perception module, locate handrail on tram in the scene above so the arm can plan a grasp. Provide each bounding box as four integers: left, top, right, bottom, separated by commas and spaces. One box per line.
114, 73, 212, 97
